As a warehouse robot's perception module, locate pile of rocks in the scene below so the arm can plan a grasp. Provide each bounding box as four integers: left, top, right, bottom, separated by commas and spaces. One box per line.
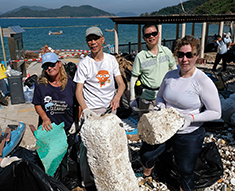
125, 119, 235, 191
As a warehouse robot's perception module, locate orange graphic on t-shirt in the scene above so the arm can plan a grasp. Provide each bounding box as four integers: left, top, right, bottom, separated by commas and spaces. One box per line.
96, 70, 110, 87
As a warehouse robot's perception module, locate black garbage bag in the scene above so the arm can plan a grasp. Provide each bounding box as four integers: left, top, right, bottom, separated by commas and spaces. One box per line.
54, 134, 82, 190
24, 74, 38, 88
117, 106, 132, 119
0, 147, 69, 191
226, 49, 235, 63
154, 142, 223, 190
64, 62, 77, 78
194, 142, 224, 189
154, 149, 181, 189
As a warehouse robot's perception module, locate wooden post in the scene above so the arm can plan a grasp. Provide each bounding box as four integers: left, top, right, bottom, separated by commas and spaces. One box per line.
200, 22, 207, 58
218, 21, 224, 37
158, 24, 162, 45
114, 23, 119, 54
0, 26, 7, 68
230, 21, 233, 34
138, 24, 142, 52
181, 23, 186, 38
233, 22, 235, 43
192, 23, 195, 36
205, 22, 209, 46
176, 23, 180, 40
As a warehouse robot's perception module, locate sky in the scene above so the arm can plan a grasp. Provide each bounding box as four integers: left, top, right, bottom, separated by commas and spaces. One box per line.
0, 0, 188, 15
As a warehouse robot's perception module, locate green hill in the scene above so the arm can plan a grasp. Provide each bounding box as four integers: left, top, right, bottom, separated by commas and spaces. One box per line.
194, 0, 235, 14
141, 0, 235, 16
0, 5, 114, 17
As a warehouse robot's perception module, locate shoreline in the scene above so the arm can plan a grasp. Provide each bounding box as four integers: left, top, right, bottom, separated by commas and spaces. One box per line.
0, 16, 119, 19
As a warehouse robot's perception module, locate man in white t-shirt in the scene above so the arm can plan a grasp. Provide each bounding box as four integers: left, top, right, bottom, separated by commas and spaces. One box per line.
73, 26, 125, 191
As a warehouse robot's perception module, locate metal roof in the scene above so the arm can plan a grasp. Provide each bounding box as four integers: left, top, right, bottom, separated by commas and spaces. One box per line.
8, 26, 25, 34
2, 25, 25, 37
110, 14, 235, 24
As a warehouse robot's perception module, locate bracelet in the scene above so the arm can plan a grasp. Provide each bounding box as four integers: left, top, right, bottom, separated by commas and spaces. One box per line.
190, 114, 195, 120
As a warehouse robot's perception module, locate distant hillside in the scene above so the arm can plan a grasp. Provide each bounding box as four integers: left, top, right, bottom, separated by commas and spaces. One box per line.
194, 0, 235, 14
141, 0, 207, 16
4, 6, 49, 14
0, 5, 114, 17
115, 12, 138, 17
141, 0, 235, 16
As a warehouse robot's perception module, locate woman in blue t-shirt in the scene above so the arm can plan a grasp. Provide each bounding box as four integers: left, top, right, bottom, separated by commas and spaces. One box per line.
32, 52, 77, 132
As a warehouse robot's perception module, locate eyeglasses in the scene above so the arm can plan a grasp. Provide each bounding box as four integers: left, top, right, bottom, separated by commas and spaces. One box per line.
177, 51, 197, 58
86, 36, 101, 42
144, 31, 158, 38
43, 62, 57, 70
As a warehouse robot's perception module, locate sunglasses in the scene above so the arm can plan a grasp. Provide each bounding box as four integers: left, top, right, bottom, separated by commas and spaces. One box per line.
144, 31, 158, 38
86, 36, 101, 42
42, 62, 57, 70
177, 51, 197, 58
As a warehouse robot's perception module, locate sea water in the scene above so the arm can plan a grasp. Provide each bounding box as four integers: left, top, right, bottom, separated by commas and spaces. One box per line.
0, 17, 231, 61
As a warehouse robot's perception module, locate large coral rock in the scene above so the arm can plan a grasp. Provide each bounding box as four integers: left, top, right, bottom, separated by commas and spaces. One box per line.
138, 108, 184, 145
81, 113, 139, 191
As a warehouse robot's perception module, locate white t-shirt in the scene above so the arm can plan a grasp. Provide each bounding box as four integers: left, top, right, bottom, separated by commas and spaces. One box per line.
73, 53, 121, 109
156, 68, 221, 134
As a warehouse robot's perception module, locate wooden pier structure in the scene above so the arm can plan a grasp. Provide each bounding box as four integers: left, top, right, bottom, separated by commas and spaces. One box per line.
110, 14, 235, 58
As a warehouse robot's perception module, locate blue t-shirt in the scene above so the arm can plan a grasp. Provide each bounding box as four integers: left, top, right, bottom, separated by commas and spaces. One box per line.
216, 39, 227, 54
32, 78, 76, 130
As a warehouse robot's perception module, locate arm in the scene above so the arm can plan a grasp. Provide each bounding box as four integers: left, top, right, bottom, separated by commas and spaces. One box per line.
155, 74, 167, 106
168, 50, 177, 70
130, 54, 141, 101
194, 77, 221, 122
34, 105, 52, 131
75, 83, 88, 111
227, 41, 232, 49
111, 75, 125, 111
75, 83, 97, 120
130, 75, 138, 101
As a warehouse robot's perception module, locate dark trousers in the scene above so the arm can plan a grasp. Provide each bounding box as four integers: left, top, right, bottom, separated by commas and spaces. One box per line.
140, 126, 205, 191
213, 53, 227, 71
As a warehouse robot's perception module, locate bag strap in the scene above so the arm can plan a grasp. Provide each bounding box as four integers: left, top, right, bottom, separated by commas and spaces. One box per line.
137, 76, 159, 91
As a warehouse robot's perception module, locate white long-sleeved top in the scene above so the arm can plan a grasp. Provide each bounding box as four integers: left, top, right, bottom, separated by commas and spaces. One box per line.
156, 68, 221, 134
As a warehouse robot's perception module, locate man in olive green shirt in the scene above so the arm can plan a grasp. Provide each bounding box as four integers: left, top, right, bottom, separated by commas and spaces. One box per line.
130, 23, 177, 116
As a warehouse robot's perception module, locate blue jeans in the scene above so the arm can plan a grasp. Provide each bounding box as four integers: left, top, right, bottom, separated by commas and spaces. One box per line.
140, 126, 205, 191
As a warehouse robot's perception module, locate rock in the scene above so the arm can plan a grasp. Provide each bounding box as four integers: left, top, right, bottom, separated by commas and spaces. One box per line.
137, 108, 184, 145
230, 178, 235, 185
81, 113, 139, 191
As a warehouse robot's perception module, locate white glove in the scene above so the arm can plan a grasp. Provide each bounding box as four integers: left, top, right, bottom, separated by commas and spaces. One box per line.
130, 99, 138, 109
68, 123, 76, 134
0, 156, 21, 168
179, 114, 194, 131
156, 102, 165, 109
83, 108, 97, 120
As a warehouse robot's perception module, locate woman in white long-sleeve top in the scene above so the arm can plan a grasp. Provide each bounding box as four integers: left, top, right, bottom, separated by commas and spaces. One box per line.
139, 35, 221, 191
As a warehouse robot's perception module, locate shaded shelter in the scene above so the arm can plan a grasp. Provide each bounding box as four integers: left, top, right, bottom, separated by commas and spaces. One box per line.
110, 14, 235, 58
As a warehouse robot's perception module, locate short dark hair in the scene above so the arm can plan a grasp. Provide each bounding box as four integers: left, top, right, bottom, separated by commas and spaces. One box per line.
216, 34, 221, 38
142, 23, 159, 35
